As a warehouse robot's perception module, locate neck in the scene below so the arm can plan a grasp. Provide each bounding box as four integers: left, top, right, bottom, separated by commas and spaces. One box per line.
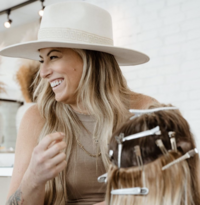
70, 104, 90, 115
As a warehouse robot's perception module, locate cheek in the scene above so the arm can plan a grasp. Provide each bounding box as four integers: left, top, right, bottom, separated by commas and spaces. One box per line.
69, 71, 82, 89
55, 61, 83, 89
65, 65, 83, 86
54, 64, 73, 79
57, 68, 80, 92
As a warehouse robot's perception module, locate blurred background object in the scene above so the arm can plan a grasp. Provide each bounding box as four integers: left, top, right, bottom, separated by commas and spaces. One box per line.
15, 57, 40, 131
0, 80, 6, 149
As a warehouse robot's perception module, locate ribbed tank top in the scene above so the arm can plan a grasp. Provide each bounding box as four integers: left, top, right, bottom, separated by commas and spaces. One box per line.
66, 111, 106, 205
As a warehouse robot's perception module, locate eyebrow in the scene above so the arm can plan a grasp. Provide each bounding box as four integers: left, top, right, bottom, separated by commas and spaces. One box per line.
39, 49, 62, 59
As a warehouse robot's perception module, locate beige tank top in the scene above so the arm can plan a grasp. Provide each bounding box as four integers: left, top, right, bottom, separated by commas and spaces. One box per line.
66, 112, 106, 205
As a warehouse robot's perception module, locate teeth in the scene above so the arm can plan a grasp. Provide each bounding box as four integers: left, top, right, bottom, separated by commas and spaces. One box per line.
50, 79, 64, 88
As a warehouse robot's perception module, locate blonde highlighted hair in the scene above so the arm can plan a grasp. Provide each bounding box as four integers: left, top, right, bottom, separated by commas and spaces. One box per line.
33, 49, 133, 204
107, 153, 193, 205
107, 104, 200, 205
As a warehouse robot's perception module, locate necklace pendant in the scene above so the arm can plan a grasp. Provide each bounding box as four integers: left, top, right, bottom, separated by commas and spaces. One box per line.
93, 136, 99, 144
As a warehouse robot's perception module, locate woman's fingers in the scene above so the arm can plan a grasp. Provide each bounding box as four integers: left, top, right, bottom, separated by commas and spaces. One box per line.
45, 141, 67, 159
51, 160, 67, 178
47, 138, 63, 149
27, 131, 67, 187
40, 132, 65, 150
49, 152, 66, 167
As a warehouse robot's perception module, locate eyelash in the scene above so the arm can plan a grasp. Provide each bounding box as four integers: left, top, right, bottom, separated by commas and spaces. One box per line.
39, 56, 58, 64
50, 56, 58, 60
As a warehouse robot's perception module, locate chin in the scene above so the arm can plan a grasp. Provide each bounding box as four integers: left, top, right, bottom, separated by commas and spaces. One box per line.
55, 94, 74, 104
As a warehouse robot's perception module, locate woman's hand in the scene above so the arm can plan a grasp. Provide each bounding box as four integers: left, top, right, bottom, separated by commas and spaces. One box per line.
94, 201, 106, 205
25, 132, 67, 188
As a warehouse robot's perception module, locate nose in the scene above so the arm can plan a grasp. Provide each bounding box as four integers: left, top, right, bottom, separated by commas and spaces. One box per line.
40, 63, 53, 79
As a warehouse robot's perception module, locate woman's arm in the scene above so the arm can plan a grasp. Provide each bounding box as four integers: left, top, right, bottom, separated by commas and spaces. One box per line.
6, 105, 45, 204
5, 105, 67, 205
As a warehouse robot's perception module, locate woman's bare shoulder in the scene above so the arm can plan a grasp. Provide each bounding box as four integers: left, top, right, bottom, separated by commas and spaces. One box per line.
130, 91, 159, 109
23, 104, 45, 122
19, 104, 46, 141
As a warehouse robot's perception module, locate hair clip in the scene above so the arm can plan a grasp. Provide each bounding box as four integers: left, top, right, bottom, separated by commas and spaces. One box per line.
111, 187, 149, 195
97, 173, 108, 183
168, 131, 177, 152
115, 133, 124, 144
134, 145, 146, 187
115, 133, 124, 168
115, 127, 161, 168
109, 150, 114, 159
162, 148, 198, 170
129, 107, 178, 120
134, 146, 143, 171
156, 139, 168, 155
123, 126, 161, 142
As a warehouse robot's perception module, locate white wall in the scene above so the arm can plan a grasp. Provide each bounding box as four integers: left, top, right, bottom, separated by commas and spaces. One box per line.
0, 0, 200, 148
0, 20, 39, 101
85, 0, 200, 148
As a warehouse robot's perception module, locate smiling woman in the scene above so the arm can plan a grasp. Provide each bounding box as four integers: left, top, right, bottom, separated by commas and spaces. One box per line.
38, 48, 83, 106
0, 2, 158, 205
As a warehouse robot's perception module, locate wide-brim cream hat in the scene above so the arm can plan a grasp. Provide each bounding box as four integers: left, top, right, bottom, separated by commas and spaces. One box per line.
0, 1, 150, 66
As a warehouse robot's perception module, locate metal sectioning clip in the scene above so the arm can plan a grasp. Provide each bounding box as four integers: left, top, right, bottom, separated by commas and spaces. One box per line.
162, 148, 198, 170
109, 150, 114, 159
156, 139, 168, 155
97, 173, 108, 183
129, 107, 178, 120
115, 127, 160, 168
111, 187, 149, 195
115, 133, 124, 168
134, 146, 143, 171
123, 126, 161, 142
168, 131, 177, 152
134, 145, 146, 187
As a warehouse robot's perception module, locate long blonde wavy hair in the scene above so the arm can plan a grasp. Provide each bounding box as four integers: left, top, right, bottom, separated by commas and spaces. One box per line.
33, 49, 133, 204
107, 105, 200, 205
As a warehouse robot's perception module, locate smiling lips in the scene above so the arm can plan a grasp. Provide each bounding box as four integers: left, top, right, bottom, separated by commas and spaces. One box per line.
50, 79, 64, 88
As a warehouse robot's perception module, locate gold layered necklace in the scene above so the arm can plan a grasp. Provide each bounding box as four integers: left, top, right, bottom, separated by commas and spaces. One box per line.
73, 109, 101, 158
75, 136, 101, 157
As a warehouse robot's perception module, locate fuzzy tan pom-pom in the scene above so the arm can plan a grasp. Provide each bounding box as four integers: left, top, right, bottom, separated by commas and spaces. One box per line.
16, 64, 39, 102
15, 24, 41, 102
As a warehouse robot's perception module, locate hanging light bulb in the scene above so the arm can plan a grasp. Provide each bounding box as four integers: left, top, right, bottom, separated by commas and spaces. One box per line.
4, 9, 12, 28
38, 0, 45, 17
4, 19, 12, 28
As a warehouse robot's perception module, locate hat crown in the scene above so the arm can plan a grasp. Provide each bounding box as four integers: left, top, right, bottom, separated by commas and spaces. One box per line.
38, 1, 114, 45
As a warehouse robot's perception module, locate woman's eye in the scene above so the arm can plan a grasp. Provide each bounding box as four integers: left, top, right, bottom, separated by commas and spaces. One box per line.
39, 56, 57, 63
50, 56, 58, 60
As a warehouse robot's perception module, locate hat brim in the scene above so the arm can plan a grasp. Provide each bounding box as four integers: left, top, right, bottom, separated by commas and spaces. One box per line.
0, 40, 149, 66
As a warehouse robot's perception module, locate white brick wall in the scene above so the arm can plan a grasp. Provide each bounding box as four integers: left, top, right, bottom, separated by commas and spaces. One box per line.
86, 0, 200, 148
